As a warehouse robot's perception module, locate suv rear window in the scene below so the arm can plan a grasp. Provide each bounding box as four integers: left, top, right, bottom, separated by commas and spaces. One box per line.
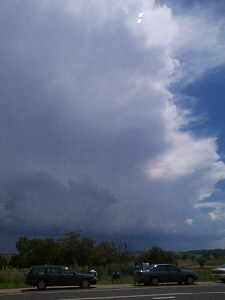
61, 267, 73, 275
46, 267, 61, 274
30, 267, 45, 274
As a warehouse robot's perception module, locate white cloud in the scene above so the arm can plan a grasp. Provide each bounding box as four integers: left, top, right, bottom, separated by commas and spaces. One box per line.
147, 132, 225, 180
208, 212, 220, 221
185, 218, 193, 225
173, 8, 225, 85
195, 202, 225, 221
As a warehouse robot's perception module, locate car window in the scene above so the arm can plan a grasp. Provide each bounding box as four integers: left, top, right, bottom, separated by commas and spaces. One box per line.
31, 267, 45, 274
46, 267, 61, 274
52, 267, 61, 274
157, 265, 168, 272
61, 268, 74, 275
167, 265, 179, 272
148, 264, 155, 270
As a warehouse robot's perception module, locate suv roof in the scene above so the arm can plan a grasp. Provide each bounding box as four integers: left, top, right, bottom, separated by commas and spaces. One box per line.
31, 265, 68, 267
150, 264, 172, 267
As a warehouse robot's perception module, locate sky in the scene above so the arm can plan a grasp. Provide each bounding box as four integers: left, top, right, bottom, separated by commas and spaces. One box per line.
1, 0, 225, 253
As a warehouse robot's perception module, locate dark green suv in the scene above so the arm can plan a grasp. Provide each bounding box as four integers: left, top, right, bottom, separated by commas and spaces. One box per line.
25, 265, 97, 290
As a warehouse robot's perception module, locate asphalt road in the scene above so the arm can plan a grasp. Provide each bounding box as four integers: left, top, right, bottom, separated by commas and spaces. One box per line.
0, 283, 225, 300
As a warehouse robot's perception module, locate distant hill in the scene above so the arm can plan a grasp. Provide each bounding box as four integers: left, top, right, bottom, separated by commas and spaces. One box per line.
182, 248, 225, 257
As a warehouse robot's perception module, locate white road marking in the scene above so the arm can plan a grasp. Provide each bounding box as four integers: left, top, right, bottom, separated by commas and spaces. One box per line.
153, 297, 176, 300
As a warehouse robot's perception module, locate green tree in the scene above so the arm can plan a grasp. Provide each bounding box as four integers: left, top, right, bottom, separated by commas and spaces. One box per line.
9, 253, 28, 270
27, 238, 63, 266
196, 256, 207, 269
15, 235, 67, 267
16, 236, 31, 255
191, 255, 195, 262
14, 236, 31, 268
91, 241, 115, 267
58, 231, 82, 266
76, 237, 96, 267
111, 240, 131, 263
140, 246, 177, 265
0, 254, 7, 270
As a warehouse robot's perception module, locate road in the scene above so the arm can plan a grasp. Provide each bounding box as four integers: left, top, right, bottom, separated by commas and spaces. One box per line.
0, 283, 225, 300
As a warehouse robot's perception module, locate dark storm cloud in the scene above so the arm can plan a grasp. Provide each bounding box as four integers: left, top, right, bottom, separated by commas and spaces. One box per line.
1, 171, 117, 234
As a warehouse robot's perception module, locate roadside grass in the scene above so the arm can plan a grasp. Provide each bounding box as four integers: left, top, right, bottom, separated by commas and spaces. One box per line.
0, 258, 224, 289
185, 266, 214, 282
177, 259, 222, 282
0, 268, 28, 289
98, 274, 134, 285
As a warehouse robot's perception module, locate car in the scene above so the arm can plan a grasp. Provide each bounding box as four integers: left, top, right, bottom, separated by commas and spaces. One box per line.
133, 263, 198, 286
25, 265, 97, 290
211, 264, 225, 283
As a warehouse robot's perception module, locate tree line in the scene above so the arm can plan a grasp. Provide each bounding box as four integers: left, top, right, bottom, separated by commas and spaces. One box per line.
2, 231, 132, 270
3, 231, 223, 271
0, 231, 178, 271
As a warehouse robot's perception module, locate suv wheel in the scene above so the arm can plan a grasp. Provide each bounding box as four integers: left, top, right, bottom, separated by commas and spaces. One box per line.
151, 277, 159, 286
80, 279, 90, 289
186, 276, 194, 285
37, 280, 46, 290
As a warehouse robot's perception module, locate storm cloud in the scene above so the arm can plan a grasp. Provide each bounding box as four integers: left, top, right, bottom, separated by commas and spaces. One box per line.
1, 0, 225, 252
